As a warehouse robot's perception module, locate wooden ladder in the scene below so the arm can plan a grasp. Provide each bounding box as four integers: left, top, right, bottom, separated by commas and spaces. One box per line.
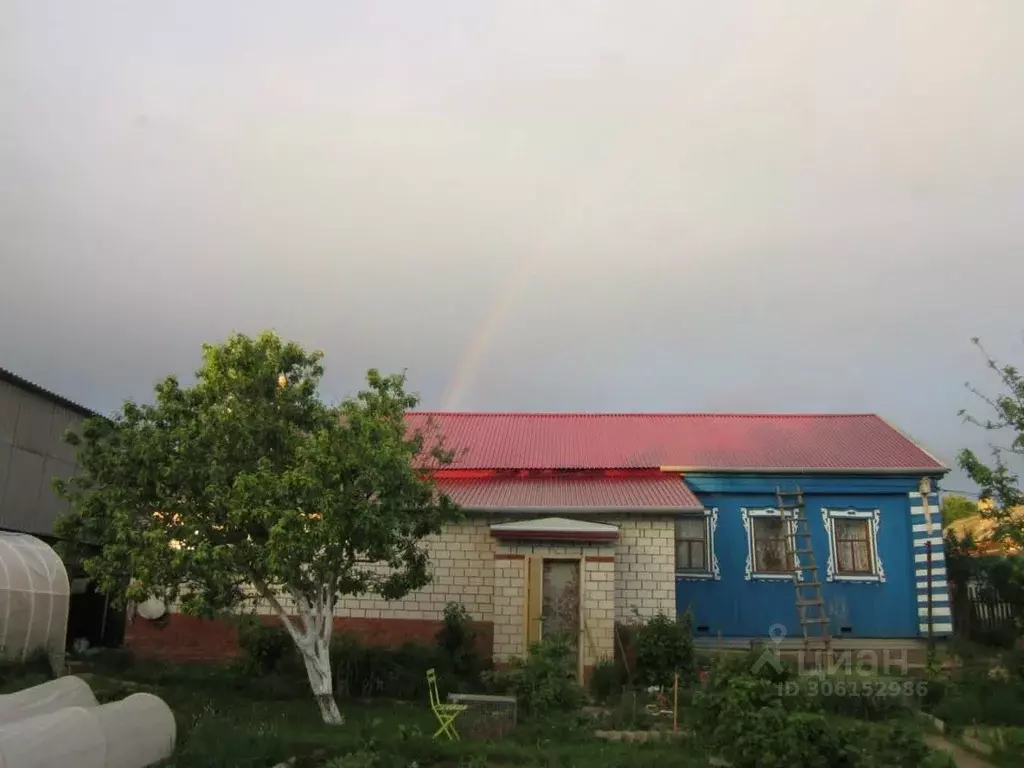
776, 486, 832, 658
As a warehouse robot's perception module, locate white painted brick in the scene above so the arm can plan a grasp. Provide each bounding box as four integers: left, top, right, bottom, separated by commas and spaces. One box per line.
216, 515, 683, 669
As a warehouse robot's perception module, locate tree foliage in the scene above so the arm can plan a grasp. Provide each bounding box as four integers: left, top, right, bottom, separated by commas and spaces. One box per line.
940, 495, 978, 528
54, 331, 460, 722
957, 337, 1024, 550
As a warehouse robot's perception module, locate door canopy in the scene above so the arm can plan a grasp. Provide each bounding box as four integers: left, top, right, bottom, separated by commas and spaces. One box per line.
489, 517, 619, 542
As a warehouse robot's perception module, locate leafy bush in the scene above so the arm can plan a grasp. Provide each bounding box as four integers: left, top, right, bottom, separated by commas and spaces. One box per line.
841, 720, 937, 768
325, 750, 379, 768
984, 726, 1024, 765
332, 635, 441, 699
0, 647, 54, 692
83, 647, 136, 674
485, 633, 585, 716
929, 677, 1024, 727
693, 654, 936, 767
435, 601, 485, 680
923, 645, 1024, 727
718, 705, 860, 768
235, 604, 486, 698
588, 657, 624, 703
599, 690, 658, 731
707, 645, 796, 686
632, 611, 695, 688
798, 674, 922, 721
236, 617, 295, 676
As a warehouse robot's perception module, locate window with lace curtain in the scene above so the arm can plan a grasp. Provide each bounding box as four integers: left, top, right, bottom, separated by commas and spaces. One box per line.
834, 519, 874, 574
822, 508, 884, 582
675, 515, 709, 574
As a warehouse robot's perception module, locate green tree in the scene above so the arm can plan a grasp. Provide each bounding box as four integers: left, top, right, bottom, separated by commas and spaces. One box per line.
54, 332, 459, 724
957, 336, 1024, 551
940, 495, 978, 528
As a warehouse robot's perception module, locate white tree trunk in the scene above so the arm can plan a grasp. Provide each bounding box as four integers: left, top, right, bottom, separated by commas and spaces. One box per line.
298, 633, 342, 726
265, 587, 343, 726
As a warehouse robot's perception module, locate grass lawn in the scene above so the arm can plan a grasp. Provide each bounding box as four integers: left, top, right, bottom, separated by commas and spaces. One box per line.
59, 668, 714, 768
0, 655, 966, 767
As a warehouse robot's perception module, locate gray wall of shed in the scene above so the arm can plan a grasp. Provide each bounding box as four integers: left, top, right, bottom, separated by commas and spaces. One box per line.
0, 379, 84, 535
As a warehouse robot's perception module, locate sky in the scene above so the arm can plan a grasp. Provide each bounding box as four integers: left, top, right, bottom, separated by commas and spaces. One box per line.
2, 1, 1023, 491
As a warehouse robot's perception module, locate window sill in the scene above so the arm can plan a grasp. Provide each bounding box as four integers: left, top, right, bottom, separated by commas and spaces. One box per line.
831, 573, 883, 583
676, 571, 715, 580
750, 572, 797, 581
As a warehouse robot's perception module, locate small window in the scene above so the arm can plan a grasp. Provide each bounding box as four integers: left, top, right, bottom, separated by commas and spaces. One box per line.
675, 516, 709, 573
834, 519, 873, 574
822, 508, 884, 583
751, 517, 794, 573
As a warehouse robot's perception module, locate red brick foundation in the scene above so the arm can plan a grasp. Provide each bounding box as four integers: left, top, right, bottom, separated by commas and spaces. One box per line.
124, 613, 494, 662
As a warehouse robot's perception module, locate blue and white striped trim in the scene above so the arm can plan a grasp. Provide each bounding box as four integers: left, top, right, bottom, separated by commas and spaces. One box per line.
909, 491, 952, 635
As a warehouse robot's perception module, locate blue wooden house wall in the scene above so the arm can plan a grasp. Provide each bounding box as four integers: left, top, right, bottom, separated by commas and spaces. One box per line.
675, 474, 950, 639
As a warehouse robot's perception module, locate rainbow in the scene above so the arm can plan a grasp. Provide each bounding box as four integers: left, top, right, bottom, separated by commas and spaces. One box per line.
440, 133, 660, 411
438, 39, 760, 410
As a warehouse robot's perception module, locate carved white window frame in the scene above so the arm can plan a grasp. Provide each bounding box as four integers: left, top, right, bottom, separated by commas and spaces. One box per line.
821, 507, 885, 583
675, 508, 720, 581
741, 507, 802, 582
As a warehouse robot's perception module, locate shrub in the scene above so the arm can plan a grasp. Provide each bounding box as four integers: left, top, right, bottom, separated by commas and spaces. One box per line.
325, 750, 379, 768
331, 634, 486, 701
236, 617, 295, 676
85, 647, 136, 674
588, 657, 624, 703
717, 705, 860, 768
632, 611, 695, 688
929, 677, 1024, 727
708, 645, 796, 686
485, 633, 585, 716
988, 726, 1024, 764
923, 645, 1024, 727
841, 720, 937, 768
799, 674, 922, 721
236, 605, 486, 698
0, 647, 54, 692
693, 655, 939, 767
435, 601, 484, 679
332, 635, 434, 699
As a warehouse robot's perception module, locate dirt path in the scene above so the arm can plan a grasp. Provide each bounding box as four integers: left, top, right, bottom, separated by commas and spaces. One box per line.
923, 735, 998, 768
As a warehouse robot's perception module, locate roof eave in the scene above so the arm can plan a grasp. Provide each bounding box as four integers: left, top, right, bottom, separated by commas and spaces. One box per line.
491, 529, 619, 542
874, 414, 950, 471
459, 505, 705, 515
659, 465, 949, 476
0, 367, 101, 419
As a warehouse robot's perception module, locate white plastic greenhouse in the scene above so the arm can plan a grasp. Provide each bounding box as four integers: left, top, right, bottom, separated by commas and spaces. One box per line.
0, 532, 70, 673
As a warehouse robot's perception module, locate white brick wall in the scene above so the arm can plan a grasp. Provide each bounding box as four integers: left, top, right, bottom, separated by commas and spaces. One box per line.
213, 514, 676, 668
491, 542, 616, 665
582, 556, 616, 666
492, 555, 525, 660
244, 519, 496, 623
614, 517, 677, 622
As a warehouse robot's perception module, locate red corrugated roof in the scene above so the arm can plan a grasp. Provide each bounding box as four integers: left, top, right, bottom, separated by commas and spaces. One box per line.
407, 412, 945, 472
435, 474, 703, 510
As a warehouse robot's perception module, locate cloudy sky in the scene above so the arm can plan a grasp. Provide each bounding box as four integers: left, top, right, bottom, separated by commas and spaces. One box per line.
2, 1, 1022, 489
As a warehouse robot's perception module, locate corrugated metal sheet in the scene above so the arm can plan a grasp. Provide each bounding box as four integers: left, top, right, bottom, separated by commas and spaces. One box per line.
407, 412, 945, 471
0, 368, 98, 418
434, 474, 703, 510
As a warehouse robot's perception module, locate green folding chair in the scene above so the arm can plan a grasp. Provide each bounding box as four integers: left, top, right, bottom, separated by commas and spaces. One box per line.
426, 667, 467, 741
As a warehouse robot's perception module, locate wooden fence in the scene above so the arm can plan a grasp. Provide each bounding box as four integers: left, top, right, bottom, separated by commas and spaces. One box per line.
949, 577, 1023, 645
